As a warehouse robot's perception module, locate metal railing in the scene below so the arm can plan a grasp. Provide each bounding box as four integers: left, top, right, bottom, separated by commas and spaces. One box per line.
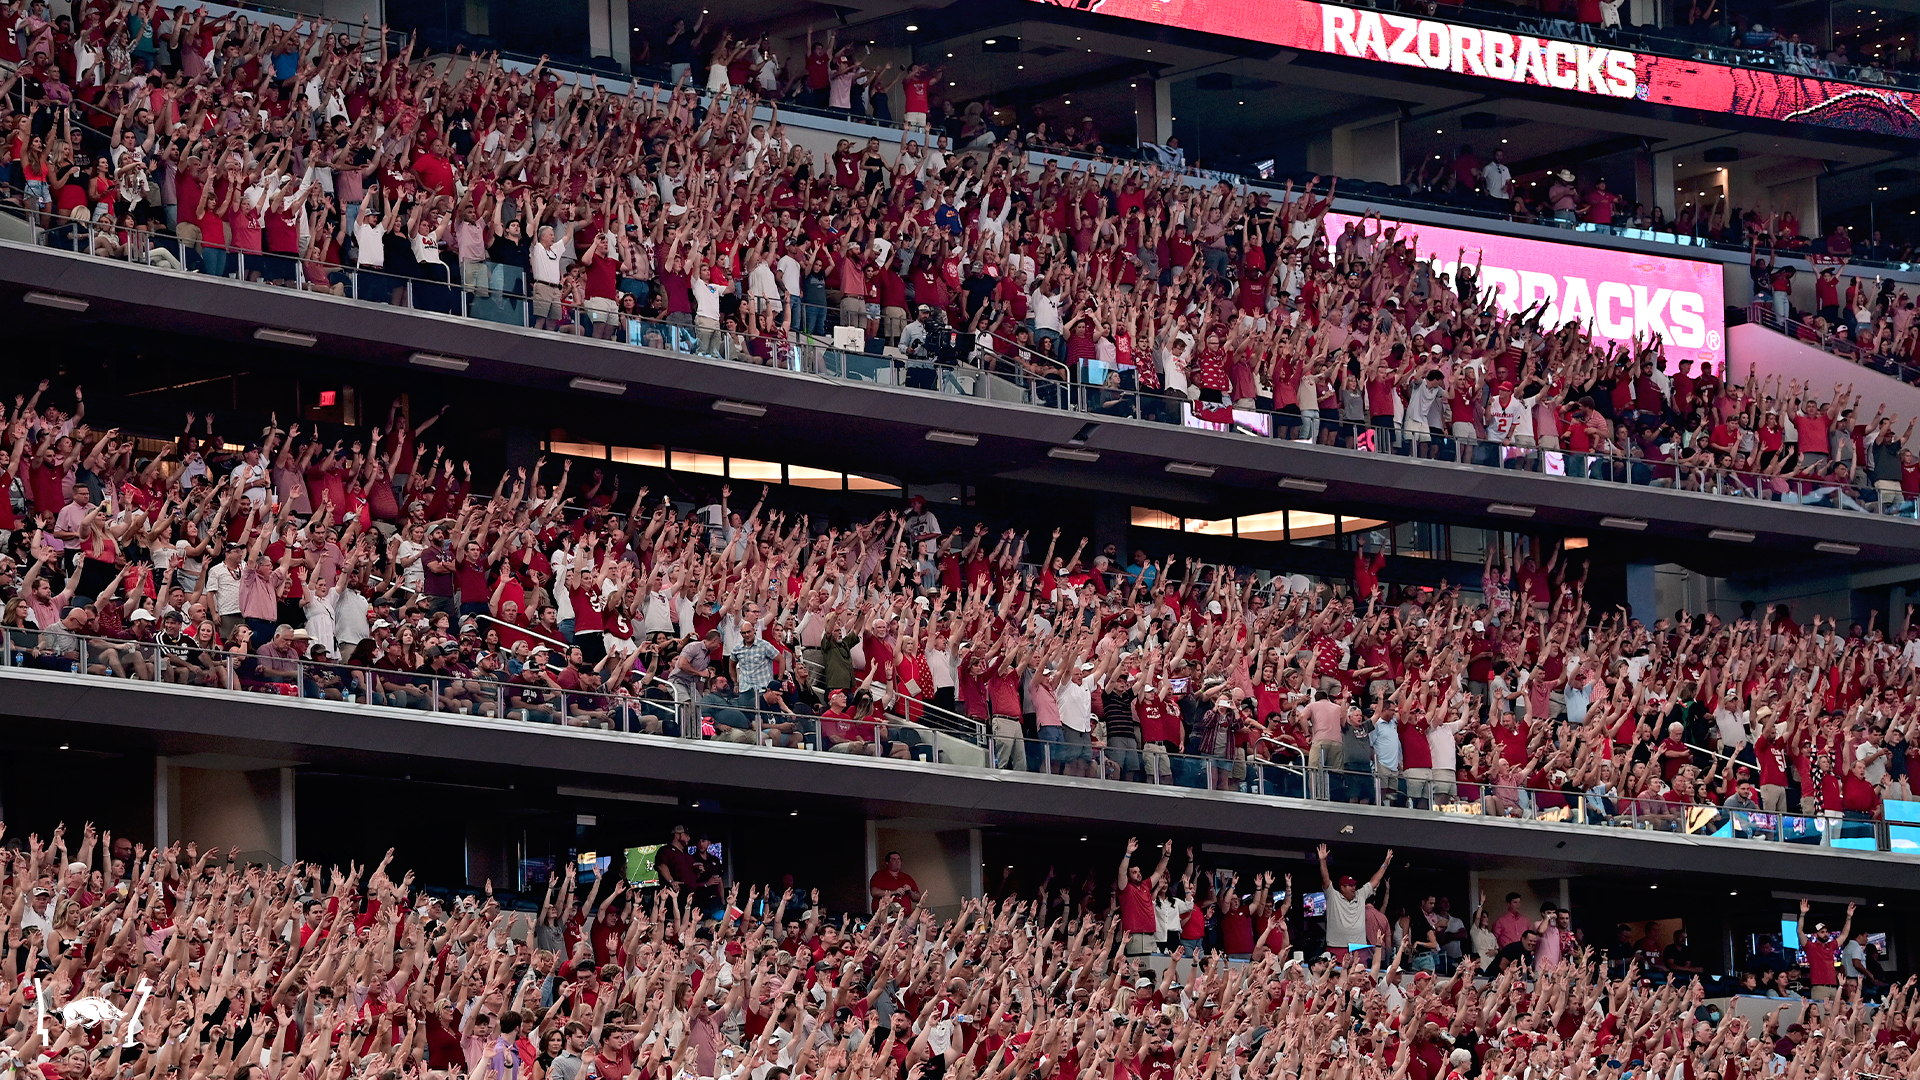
1743, 301, 1919, 385
0, 626, 990, 762
5, 201, 1911, 525
6, 626, 1911, 852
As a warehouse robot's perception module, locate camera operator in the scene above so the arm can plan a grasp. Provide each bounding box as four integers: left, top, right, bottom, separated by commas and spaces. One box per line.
900, 304, 942, 389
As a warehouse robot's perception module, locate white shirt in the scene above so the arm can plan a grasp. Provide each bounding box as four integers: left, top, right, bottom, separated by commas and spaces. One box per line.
1325, 882, 1374, 952
231, 460, 270, 508
1482, 161, 1513, 200
777, 253, 804, 297
1057, 677, 1093, 732
334, 587, 371, 652
1858, 740, 1889, 785
530, 240, 565, 285
1427, 718, 1466, 772
691, 277, 723, 321
1036, 284, 1067, 330
354, 222, 386, 267
748, 262, 780, 301
302, 586, 340, 659
1029, 287, 1063, 333
206, 560, 245, 616
1487, 393, 1535, 445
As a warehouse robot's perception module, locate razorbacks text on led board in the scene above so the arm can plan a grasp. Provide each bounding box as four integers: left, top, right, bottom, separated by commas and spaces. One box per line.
1321, 8, 1635, 98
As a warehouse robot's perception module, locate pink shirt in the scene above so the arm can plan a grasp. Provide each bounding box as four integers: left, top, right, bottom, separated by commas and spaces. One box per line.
1493, 909, 1532, 948
1305, 698, 1345, 743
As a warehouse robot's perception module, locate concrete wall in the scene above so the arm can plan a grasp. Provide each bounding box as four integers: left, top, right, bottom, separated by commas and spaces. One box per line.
1330, 118, 1401, 187
171, 766, 294, 865
1729, 322, 1920, 423
875, 825, 978, 920
1473, 874, 1563, 923
1654, 562, 1856, 625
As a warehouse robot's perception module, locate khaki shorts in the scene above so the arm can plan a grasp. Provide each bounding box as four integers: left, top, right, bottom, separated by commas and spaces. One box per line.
584, 295, 619, 323
533, 281, 563, 321
175, 221, 201, 247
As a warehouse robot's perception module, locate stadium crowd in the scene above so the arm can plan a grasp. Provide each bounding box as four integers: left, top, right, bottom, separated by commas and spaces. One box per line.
0, 374, 1918, 832
5, 9, 1920, 503
0, 823, 1908, 1080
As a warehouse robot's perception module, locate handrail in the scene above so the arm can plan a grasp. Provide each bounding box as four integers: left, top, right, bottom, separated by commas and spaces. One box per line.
794, 653, 984, 741
471, 612, 572, 653
1254, 736, 1307, 765
4, 193, 1914, 526
1743, 302, 1917, 384
6, 627, 1908, 848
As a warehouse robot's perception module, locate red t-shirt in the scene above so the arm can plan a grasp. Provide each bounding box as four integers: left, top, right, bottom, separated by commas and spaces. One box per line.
902, 77, 931, 113
1804, 936, 1840, 985
869, 868, 921, 914
1118, 880, 1155, 934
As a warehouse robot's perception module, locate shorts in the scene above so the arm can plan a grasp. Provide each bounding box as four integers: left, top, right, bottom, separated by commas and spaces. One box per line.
1124, 931, 1158, 957
533, 281, 563, 321
1055, 724, 1091, 761
905, 111, 928, 128
584, 295, 619, 323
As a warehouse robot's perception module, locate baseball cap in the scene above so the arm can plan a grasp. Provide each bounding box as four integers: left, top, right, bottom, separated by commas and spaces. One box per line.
1338, 875, 1358, 888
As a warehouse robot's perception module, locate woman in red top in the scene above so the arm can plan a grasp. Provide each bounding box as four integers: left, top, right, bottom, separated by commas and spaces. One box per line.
1249, 871, 1293, 961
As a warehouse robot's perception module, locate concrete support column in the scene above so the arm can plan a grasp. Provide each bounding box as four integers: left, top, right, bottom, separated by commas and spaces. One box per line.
967, 827, 984, 899
585, 0, 630, 71
164, 763, 297, 865
280, 767, 298, 866
1764, 175, 1820, 237
1626, 563, 1659, 626
1134, 79, 1170, 147
154, 756, 171, 850
1329, 117, 1400, 185
1094, 497, 1131, 560
1642, 151, 1676, 219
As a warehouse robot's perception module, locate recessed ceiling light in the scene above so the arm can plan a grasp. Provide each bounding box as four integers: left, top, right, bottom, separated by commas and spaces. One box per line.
905, 23, 919, 31
984, 37, 996, 44
254, 327, 316, 347
568, 376, 628, 395
23, 291, 89, 312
